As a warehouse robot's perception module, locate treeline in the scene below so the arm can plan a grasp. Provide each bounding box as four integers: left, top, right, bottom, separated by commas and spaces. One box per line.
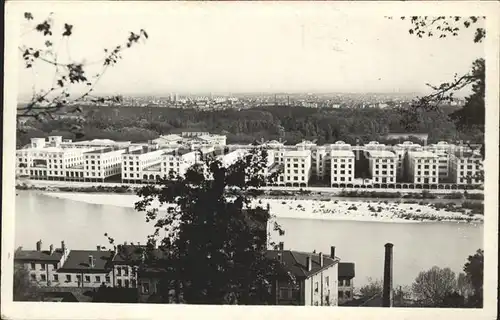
17, 105, 484, 147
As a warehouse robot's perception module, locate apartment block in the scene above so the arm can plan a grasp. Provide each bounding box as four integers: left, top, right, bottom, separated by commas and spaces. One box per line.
84, 147, 127, 182
392, 141, 422, 180
16, 137, 94, 180
311, 146, 328, 182
282, 150, 312, 187
407, 150, 439, 184
160, 149, 198, 178
120, 145, 166, 183
330, 150, 355, 186
365, 150, 397, 184
449, 150, 483, 185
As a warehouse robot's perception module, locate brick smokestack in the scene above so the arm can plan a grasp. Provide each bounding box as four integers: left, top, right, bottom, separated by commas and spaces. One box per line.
382, 243, 394, 307
330, 246, 336, 259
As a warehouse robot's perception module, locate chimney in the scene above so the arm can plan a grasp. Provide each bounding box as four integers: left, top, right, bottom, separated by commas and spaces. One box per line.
36, 240, 42, 252
61, 241, 66, 253
319, 252, 324, 267
89, 255, 95, 268
278, 242, 284, 251
96, 245, 101, 251
306, 256, 312, 272
49, 244, 54, 255
382, 243, 394, 307
330, 246, 336, 259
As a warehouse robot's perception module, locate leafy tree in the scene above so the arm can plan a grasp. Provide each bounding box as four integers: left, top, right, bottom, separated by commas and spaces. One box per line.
411, 266, 458, 307
358, 278, 383, 300
13, 264, 41, 301
132, 147, 293, 304
463, 249, 483, 307
17, 12, 148, 137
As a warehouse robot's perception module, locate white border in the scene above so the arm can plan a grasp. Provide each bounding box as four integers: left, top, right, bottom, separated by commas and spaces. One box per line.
2, 1, 499, 320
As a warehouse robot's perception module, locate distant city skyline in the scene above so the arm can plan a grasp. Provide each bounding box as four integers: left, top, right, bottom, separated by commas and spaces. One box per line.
15, 4, 484, 99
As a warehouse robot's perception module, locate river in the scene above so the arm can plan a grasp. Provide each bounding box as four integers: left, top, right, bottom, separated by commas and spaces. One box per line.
14, 190, 483, 289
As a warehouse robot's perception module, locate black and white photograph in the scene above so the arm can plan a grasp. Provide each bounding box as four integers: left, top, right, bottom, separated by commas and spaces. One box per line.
2, 1, 499, 319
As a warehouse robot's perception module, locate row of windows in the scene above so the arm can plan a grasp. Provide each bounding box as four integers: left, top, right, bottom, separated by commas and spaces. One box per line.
30, 273, 111, 284
331, 170, 353, 176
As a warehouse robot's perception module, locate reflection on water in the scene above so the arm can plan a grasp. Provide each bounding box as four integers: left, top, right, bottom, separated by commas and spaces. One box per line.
15, 191, 483, 287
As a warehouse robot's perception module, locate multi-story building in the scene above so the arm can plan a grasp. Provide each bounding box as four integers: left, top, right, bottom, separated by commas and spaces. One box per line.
120, 145, 165, 184
365, 150, 397, 185
16, 138, 94, 180
161, 149, 198, 178
84, 147, 127, 182
407, 150, 439, 185
338, 262, 355, 305
61, 138, 131, 150
267, 246, 340, 306
282, 150, 312, 187
449, 150, 483, 185
392, 141, 422, 180
14, 241, 113, 288
311, 146, 328, 183
330, 149, 355, 186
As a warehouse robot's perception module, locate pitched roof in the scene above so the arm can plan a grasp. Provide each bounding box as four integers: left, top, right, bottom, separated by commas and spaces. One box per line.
338, 262, 355, 278
59, 250, 113, 273
15, 249, 63, 262
266, 250, 338, 278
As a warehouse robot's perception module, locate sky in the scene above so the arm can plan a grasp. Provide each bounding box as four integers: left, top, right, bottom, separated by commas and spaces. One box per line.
14, 4, 485, 97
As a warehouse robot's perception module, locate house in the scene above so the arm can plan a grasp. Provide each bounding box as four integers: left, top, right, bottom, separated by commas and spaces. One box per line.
338, 262, 355, 305
266, 246, 340, 306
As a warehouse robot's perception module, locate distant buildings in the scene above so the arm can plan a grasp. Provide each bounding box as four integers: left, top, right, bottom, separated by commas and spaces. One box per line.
16, 135, 483, 189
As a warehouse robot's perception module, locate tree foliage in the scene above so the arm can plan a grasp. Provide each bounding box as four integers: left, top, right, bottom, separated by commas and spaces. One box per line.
13, 264, 41, 301
17, 12, 147, 136
463, 249, 483, 307
132, 147, 292, 304
411, 266, 458, 307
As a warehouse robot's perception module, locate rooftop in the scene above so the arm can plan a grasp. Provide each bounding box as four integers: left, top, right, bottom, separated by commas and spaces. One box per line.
409, 150, 439, 158
454, 150, 482, 159
339, 262, 355, 278
124, 145, 161, 155
164, 148, 195, 157
59, 250, 113, 273
266, 250, 338, 279
366, 150, 396, 158
284, 150, 311, 157
85, 147, 123, 154
330, 150, 355, 157
15, 248, 63, 262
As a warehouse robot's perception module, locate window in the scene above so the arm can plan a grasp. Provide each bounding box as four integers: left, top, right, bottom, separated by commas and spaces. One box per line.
325, 276, 329, 286
40, 264, 46, 271
117, 267, 122, 276
53, 274, 59, 282
142, 282, 150, 294
315, 282, 319, 292
124, 268, 129, 276
125, 279, 130, 288
53, 263, 57, 269
31, 274, 36, 281
85, 276, 91, 283
345, 291, 351, 298
345, 279, 351, 286
30, 263, 36, 270
105, 275, 110, 283
117, 279, 122, 287
66, 275, 71, 282
339, 291, 344, 298
95, 276, 101, 283
40, 274, 46, 281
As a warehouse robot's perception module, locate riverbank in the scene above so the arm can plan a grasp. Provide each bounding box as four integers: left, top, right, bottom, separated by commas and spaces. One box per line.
39, 191, 483, 224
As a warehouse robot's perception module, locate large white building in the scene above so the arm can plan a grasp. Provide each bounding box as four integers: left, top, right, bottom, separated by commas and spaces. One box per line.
84, 147, 127, 182
449, 150, 483, 185
160, 149, 198, 179
282, 150, 312, 187
16, 137, 95, 181
392, 141, 422, 180
330, 150, 355, 186
365, 150, 397, 184
120, 145, 166, 184
406, 150, 439, 185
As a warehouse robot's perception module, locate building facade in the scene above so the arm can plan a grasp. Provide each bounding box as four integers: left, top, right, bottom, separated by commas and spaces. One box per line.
330, 150, 355, 186
365, 150, 397, 185
407, 151, 439, 185
449, 151, 483, 185
338, 262, 355, 305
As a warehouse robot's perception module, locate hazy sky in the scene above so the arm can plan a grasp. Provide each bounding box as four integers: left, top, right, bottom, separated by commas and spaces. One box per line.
14, 4, 485, 97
